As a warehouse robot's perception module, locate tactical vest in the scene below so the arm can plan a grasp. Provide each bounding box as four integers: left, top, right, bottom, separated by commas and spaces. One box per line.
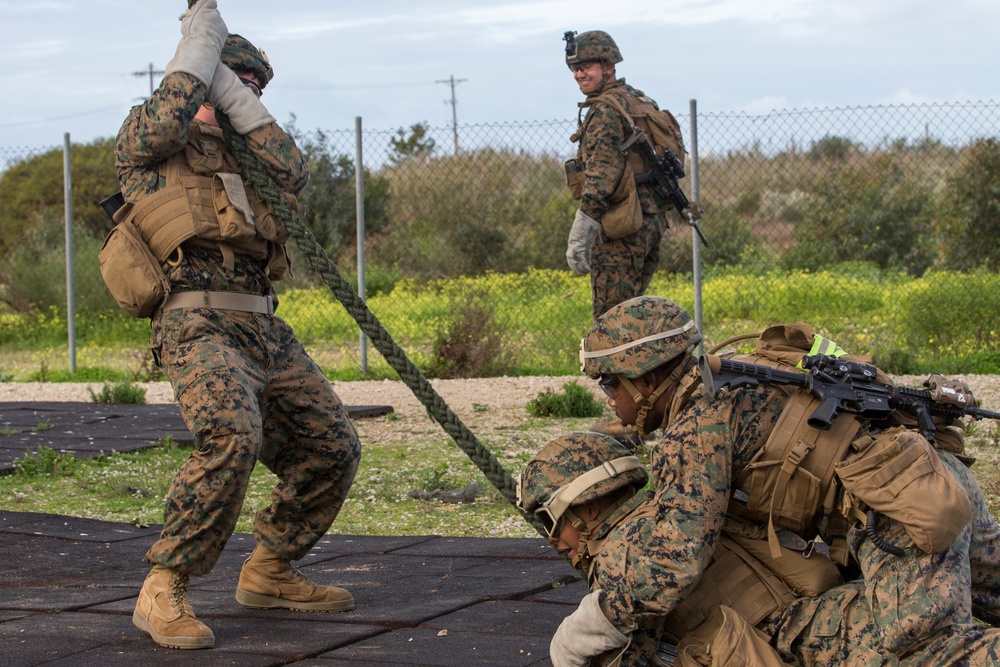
116, 122, 293, 278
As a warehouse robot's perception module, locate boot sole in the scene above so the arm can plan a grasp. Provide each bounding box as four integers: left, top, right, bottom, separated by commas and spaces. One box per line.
235, 588, 355, 612
132, 609, 215, 649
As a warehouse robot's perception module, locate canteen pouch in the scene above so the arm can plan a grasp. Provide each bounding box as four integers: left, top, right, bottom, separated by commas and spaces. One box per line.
836, 426, 972, 553
99, 221, 169, 318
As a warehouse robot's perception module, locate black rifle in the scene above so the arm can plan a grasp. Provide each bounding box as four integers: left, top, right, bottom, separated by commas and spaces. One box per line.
699, 353, 1000, 443
621, 127, 709, 246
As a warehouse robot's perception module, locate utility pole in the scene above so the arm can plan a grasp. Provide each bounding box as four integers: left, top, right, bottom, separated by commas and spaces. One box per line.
436, 74, 466, 155
133, 63, 165, 99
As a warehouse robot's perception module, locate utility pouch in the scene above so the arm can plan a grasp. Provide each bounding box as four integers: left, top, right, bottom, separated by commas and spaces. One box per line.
601, 161, 643, 239
836, 426, 972, 553
564, 158, 583, 200
211, 173, 257, 242
675, 605, 792, 667
728, 533, 843, 598
99, 221, 169, 318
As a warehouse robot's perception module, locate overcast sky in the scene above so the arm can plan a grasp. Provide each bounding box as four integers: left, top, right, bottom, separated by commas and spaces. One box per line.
1, 0, 998, 149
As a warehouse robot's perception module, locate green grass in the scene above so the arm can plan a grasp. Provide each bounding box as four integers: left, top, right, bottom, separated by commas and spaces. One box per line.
2, 267, 998, 381
1, 411, 997, 537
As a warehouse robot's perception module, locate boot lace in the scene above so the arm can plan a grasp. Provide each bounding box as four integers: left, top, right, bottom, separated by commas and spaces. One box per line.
169, 572, 196, 616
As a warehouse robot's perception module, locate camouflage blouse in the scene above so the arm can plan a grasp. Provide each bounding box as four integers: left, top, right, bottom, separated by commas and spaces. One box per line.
114, 72, 308, 202
577, 78, 662, 221
588, 378, 786, 665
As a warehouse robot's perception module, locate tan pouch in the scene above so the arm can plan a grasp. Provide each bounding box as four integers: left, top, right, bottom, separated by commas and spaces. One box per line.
565, 158, 583, 200
729, 533, 843, 597
836, 427, 972, 553
99, 221, 169, 318
211, 173, 257, 242
601, 161, 643, 239
676, 605, 793, 667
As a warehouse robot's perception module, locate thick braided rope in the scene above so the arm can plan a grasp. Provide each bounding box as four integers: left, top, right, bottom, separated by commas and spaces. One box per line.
186, 1, 544, 537
195, 92, 545, 536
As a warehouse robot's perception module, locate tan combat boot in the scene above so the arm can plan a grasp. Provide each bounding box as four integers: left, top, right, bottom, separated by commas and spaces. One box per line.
236, 545, 354, 612
132, 565, 214, 649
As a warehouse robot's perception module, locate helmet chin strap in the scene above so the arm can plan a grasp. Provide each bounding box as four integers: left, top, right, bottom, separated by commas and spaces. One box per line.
565, 508, 593, 570
618, 360, 689, 437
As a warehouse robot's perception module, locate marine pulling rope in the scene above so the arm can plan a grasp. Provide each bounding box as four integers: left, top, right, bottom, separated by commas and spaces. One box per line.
184, 0, 545, 537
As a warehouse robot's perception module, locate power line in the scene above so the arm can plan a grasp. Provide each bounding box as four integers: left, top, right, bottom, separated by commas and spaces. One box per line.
436, 74, 466, 155
132, 63, 165, 99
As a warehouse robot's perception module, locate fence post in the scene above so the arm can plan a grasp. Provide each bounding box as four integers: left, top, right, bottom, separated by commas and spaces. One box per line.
689, 99, 704, 352
355, 116, 368, 376
63, 132, 76, 374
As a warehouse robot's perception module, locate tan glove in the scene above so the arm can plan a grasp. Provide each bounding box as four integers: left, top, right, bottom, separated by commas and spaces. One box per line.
164, 0, 228, 88
566, 209, 600, 275
549, 590, 629, 667
208, 62, 276, 134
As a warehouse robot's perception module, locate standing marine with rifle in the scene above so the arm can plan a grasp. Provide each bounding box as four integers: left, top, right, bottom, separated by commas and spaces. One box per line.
562, 30, 704, 321
106, 0, 361, 650
521, 295, 1000, 665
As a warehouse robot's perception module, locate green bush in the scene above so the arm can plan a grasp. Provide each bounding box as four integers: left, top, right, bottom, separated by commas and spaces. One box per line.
0, 137, 118, 253
936, 138, 1000, 271
784, 155, 934, 275
88, 380, 147, 404
526, 381, 605, 418
427, 292, 514, 379
15, 446, 80, 477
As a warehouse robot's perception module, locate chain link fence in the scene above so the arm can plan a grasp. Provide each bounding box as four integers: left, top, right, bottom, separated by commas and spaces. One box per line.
2, 101, 998, 377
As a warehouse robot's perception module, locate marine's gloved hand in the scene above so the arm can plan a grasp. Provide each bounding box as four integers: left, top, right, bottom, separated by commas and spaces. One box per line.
164, 0, 228, 88
208, 62, 276, 134
566, 209, 600, 275
684, 202, 704, 222
549, 590, 629, 667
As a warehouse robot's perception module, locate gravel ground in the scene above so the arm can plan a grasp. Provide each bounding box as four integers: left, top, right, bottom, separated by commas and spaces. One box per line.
2, 373, 997, 450
1, 373, 997, 415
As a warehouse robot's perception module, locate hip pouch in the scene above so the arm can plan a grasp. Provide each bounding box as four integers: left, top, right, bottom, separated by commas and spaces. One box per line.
836, 426, 972, 553
99, 220, 169, 318
601, 161, 643, 239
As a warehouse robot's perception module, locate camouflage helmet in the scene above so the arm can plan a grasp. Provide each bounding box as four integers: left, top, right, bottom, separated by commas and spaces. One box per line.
580, 296, 702, 380
516, 432, 647, 533
221, 34, 274, 89
565, 30, 623, 68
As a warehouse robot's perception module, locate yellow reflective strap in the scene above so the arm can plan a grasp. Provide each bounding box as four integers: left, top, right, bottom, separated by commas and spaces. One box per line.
797, 335, 847, 370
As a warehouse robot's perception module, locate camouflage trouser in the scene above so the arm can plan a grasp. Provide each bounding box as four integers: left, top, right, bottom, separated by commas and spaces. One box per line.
590, 212, 663, 320
146, 307, 361, 576
762, 450, 1000, 665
